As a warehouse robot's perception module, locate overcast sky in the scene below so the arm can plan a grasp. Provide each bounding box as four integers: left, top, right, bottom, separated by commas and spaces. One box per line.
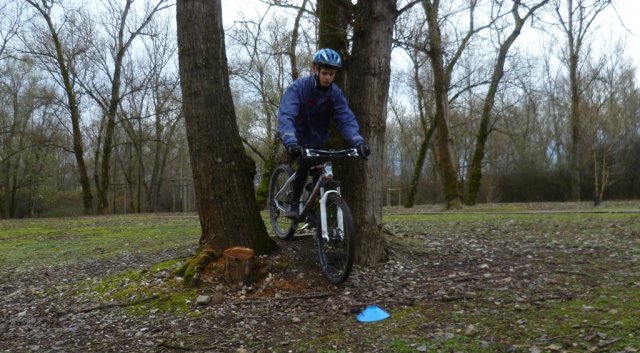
220, 0, 640, 75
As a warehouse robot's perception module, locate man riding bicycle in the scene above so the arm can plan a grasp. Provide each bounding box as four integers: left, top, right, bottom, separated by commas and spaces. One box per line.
277, 48, 370, 219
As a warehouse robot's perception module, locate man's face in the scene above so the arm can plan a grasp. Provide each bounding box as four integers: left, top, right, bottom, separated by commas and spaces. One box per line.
316, 66, 337, 87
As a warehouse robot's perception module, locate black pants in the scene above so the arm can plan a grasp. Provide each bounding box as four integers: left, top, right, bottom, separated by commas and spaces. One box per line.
291, 156, 325, 206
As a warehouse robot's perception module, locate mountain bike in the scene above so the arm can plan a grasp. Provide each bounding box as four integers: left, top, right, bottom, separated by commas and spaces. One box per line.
268, 148, 358, 284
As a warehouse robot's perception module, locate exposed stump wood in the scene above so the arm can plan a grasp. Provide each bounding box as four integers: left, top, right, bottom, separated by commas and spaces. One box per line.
223, 247, 256, 287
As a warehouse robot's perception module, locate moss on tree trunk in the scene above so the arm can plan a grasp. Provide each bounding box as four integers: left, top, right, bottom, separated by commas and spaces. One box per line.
175, 247, 221, 286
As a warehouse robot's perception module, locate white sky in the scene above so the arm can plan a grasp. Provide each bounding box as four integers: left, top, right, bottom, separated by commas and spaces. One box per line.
604, 1, 640, 60
221, 0, 269, 27
220, 0, 640, 76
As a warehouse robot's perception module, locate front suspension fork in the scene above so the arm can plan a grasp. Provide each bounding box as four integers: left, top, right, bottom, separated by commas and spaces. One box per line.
319, 188, 343, 241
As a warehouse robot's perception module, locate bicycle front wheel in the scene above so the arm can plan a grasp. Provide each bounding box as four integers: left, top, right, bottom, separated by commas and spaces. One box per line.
268, 164, 296, 240
316, 193, 355, 284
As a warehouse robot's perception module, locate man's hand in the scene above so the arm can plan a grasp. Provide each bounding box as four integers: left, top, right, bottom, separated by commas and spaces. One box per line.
286, 144, 302, 158
356, 143, 370, 159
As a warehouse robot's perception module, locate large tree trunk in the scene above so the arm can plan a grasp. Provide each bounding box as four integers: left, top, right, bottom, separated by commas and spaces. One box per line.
317, 0, 352, 89
342, 0, 397, 265
317, 0, 394, 265
317, 0, 352, 156
176, 0, 275, 284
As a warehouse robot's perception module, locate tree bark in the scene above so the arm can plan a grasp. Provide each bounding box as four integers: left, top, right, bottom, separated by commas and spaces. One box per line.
316, 0, 392, 265
341, 0, 397, 265
405, 49, 436, 208
223, 247, 256, 287
317, 0, 352, 89
176, 0, 275, 284
569, 42, 582, 201
423, 0, 461, 210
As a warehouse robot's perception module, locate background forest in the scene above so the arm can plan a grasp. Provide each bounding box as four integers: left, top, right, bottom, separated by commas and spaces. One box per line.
1, 0, 638, 219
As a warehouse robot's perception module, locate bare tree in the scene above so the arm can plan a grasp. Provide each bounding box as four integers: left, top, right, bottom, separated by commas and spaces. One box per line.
0, 58, 58, 217
115, 11, 181, 212
24, 0, 94, 215
464, 0, 550, 205
80, 0, 172, 214
225, 6, 313, 207
175, 0, 275, 285
582, 42, 629, 205
0, 60, 34, 217
552, 0, 612, 201
393, 8, 436, 208
0, 1, 26, 61
421, 0, 486, 210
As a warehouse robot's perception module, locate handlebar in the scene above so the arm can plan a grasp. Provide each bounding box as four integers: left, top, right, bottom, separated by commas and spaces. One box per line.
303, 148, 359, 158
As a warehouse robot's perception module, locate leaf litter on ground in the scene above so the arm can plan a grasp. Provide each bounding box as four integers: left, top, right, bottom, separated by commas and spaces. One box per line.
1, 203, 639, 352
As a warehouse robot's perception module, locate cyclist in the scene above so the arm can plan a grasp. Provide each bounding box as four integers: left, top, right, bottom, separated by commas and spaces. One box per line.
277, 48, 370, 219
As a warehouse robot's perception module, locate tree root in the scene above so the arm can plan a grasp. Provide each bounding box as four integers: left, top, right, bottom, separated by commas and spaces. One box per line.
174, 247, 221, 287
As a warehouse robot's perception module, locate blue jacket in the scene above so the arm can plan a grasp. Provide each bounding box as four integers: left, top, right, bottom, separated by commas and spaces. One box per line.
278, 74, 364, 148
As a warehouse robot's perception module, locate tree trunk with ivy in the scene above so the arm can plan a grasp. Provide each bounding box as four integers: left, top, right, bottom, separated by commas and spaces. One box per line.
175, 0, 275, 285
405, 55, 436, 208
464, 0, 550, 206
423, 0, 461, 210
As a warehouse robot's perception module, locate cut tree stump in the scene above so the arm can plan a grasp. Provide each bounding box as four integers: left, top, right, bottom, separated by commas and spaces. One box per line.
223, 247, 255, 287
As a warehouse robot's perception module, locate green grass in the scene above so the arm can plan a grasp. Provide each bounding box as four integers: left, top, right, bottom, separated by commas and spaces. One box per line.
0, 214, 200, 269
291, 285, 640, 352
0, 214, 202, 316
73, 257, 200, 316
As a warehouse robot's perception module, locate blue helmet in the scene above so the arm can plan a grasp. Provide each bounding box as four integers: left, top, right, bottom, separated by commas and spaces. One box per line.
313, 48, 342, 69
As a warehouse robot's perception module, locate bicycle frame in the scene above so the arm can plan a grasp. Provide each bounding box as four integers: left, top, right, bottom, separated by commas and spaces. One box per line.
269, 147, 360, 284
273, 148, 358, 240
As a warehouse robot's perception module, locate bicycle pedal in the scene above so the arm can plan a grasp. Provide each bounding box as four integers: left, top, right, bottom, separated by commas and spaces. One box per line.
299, 223, 310, 230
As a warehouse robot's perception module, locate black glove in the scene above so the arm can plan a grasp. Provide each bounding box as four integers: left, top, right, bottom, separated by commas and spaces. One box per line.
355, 143, 370, 159
286, 144, 302, 158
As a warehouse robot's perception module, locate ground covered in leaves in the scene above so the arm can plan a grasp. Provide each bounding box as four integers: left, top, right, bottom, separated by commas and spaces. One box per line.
1, 202, 640, 353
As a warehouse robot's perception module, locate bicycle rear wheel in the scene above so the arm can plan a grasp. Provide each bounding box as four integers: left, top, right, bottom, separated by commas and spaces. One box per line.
268, 164, 296, 240
316, 193, 355, 284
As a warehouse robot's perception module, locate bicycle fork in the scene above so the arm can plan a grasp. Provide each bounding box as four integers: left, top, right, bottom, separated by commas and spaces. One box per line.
319, 188, 343, 242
